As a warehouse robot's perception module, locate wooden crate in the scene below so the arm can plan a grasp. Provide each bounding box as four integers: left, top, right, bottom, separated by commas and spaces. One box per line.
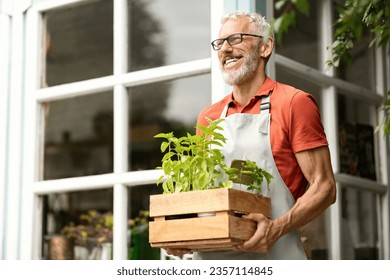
149, 188, 271, 251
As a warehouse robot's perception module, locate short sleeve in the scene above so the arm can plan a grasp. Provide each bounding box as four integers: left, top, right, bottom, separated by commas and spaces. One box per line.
289, 92, 328, 153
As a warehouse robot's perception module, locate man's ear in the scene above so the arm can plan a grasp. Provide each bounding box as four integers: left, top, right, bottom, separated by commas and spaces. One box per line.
260, 36, 274, 58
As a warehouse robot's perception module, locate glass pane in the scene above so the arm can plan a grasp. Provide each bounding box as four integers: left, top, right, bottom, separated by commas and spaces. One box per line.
300, 213, 330, 259
342, 188, 379, 259
44, 0, 113, 86
275, 65, 323, 107
331, 2, 375, 90
127, 0, 211, 71
334, 34, 375, 89
42, 189, 113, 260
338, 94, 377, 180
128, 74, 211, 171
273, 0, 319, 69
127, 184, 161, 260
43, 92, 113, 180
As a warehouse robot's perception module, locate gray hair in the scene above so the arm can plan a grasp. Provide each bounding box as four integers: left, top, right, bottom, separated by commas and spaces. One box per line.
220, 11, 273, 40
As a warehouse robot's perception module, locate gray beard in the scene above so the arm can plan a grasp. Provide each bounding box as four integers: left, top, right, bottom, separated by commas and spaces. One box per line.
220, 48, 260, 86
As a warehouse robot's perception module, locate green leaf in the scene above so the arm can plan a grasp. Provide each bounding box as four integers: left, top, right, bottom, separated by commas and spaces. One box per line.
160, 141, 169, 153
161, 152, 174, 162
154, 132, 171, 139
275, 0, 287, 10
157, 175, 165, 185
273, 11, 296, 45
292, 0, 309, 16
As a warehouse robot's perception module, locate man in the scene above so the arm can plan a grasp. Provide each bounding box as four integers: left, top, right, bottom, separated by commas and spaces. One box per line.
167, 11, 336, 260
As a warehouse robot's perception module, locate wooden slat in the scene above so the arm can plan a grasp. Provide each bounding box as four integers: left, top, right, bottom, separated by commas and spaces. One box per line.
149, 215, 256, 244
150, 237, 243, 251
149, 188, 271, 218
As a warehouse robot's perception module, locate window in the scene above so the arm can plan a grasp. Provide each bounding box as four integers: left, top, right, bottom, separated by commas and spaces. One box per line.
28, 0, 211, 260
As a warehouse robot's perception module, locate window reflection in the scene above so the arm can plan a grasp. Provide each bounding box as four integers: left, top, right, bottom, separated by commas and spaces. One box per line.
334, 34, 374, 90
276, 65, 322, 105
342, 188, 379, 259
43, 92, 113, 180
127, 75, 211, 171
338, 93, 377, 180
43, 189, 114, 260
127, 0, 210, 71
272, 0, 318, 69
44, 0, 113, 86
127, 185, 161, 259
300, 213, 329, 259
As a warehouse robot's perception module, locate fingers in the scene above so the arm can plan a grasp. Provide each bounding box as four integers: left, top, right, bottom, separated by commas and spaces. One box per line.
242, 212, 266, 222
237, 213, 271, 253
163, 248, 193, 256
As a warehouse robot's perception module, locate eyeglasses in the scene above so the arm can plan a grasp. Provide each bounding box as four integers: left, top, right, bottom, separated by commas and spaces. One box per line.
211, 33, 263, 51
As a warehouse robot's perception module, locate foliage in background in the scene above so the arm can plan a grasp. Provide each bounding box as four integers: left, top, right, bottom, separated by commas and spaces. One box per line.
376, 91, 390, 135
128, 210, 150, 229
329, 0, 389, 67
273, 0, 389, 135
273, 0, 310, 45
61, 210, 113, 245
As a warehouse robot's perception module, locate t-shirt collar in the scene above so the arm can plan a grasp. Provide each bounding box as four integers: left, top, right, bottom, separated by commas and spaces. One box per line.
227, 77, 276, 104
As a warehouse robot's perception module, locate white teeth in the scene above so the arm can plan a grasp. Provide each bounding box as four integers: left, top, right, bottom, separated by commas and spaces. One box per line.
225, 58, 238, 65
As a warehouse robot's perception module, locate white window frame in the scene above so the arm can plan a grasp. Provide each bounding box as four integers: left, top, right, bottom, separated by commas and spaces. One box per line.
23, 0, 211, 259
2, 0, 33, 260
0, 7, 11, 260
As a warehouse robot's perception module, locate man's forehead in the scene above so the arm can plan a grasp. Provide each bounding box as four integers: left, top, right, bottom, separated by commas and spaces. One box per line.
219, 17, 251, 36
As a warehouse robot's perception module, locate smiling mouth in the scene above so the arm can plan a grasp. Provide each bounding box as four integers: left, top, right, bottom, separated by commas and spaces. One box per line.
225, 58, 238, 65
224, 56, 242, 66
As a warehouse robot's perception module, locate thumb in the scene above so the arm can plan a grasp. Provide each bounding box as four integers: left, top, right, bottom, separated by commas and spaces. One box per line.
242, 213, 264, 221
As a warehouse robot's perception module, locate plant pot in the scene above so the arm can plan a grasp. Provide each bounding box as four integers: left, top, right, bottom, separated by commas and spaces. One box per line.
47, 235, 74, 260
149, 188, 271, 252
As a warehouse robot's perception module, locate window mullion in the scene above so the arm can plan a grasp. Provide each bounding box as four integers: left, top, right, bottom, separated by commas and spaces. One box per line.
0, 11, 11, 260
23, 7, 44, 260
318, 0, 341, 260
113, 0, 129, 260
375, 45, 390, 259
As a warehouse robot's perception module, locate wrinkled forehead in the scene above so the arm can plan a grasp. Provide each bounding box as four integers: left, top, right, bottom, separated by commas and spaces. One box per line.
219, 17, 252, 38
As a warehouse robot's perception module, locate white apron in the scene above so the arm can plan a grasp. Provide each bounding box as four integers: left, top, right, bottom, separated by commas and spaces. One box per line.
193, 94, 307, 260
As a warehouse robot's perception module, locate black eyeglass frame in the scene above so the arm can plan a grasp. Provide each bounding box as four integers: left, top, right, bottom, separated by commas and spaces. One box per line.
211, 33, 263, 51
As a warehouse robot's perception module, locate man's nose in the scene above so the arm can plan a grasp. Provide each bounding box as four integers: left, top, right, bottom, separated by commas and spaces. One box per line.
219, 40, 233, 52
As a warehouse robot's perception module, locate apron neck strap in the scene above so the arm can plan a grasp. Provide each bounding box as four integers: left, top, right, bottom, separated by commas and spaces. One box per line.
260, 93, 271, 111
220, 91, 272, 118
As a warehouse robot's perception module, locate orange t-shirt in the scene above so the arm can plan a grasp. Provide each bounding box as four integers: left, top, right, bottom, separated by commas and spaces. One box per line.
196, 77, 328, 201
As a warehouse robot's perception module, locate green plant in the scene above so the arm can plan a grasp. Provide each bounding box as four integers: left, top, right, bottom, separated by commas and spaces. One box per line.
61, 210, 113, 245
236, 160, 273, 194
154, 118, 272, 195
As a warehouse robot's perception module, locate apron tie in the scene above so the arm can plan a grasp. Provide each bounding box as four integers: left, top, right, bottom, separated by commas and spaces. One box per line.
259, 94, 271, 135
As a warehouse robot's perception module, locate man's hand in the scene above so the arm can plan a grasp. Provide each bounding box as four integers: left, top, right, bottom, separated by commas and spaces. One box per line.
235, 213, 278, 253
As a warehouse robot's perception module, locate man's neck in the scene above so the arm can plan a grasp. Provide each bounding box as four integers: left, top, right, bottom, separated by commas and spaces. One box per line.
232, 75, 266, 106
